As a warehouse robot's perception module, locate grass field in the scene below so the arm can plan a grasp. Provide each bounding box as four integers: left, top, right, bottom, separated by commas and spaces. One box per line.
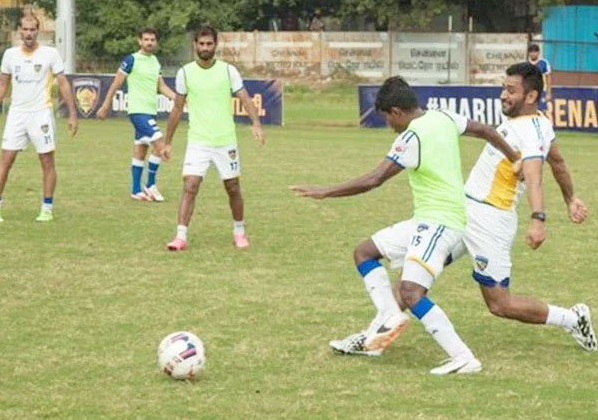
1, 85, 597, 419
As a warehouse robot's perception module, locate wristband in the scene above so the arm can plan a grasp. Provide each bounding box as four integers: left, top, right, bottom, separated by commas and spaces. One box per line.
531, 211, 547, 222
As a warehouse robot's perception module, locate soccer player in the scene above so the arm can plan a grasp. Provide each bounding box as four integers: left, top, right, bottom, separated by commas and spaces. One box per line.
291, 76, 520, 375
368, 63, 596, 358
0, 13, 78, 222
162, 25, 265, 251
527, 44, 552, 112
97, 27, 175, 202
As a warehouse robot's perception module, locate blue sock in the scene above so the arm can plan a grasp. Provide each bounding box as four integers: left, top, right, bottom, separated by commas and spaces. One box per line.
131, 158, 144, 194
146, 155, 161, 188
42, 197, 53, 212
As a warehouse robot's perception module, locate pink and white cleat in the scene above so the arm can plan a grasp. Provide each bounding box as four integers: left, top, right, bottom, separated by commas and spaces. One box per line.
233, 234, 250, 249
166, 238, 188, 251
131, 191, 153, 201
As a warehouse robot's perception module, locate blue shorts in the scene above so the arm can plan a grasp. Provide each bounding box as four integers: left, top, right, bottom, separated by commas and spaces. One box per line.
129, 114, 163, 145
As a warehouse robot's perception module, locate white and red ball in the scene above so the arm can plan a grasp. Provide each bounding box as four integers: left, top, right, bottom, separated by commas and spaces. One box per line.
157, 331, 206, 380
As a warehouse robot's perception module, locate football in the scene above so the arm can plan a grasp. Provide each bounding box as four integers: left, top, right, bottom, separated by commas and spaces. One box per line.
157, 331, 206, 380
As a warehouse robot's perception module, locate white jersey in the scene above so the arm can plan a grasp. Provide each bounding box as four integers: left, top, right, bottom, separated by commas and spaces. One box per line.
1, 45, 65, 112
465, 112, 555, 211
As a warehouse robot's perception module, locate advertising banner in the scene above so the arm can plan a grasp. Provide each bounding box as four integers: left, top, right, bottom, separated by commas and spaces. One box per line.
359, 85, 597, 133
63, 74, 284, 126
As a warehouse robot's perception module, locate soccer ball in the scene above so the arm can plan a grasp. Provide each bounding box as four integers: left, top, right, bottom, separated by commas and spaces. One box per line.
157, 331, 206, 380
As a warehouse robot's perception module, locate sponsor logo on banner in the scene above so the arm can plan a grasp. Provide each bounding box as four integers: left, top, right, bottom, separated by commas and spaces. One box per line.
73, 77, 101, 117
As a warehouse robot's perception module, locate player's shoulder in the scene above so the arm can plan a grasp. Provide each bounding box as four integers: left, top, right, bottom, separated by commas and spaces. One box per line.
506, 113, 554, 141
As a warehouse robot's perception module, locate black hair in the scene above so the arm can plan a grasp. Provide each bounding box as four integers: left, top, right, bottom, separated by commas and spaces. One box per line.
138, 27, 160, 41
506, 62, 544, 103
194, 25, 218, 43
375, 76, 419, 113
527, 43, 540, 53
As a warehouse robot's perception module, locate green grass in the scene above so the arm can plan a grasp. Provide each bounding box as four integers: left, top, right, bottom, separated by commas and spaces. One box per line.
1, 87, 598, 419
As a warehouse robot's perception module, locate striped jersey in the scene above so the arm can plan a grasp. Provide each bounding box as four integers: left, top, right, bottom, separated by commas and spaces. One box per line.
0, 46, 65, 112
465, 112, 554, 211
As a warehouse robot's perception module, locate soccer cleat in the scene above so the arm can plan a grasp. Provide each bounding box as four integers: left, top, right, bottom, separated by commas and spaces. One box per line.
144, 185, 165, 202
329, 332, 383, 356
0, 212, 4, 222
131, 191, 153, 201
35, 209, 53, 222
233, 234, 250, 249
364, 312, 410, 354
569, 303, 597, 352
166, 237, 188, 251
429, 357, 482, 376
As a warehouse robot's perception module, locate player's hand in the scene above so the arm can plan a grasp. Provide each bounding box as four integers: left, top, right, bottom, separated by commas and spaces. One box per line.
526, 220, 547, 250
289, 185, 328, 200
512, 159, 523, 179
568, 197, 588, 224
96, 105, 109, 120
161, 144, 172, 161
68, 115, 78, 138
252, 123, 265, 146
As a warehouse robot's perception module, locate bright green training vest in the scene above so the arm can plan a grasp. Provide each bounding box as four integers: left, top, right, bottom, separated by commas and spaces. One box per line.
126, 52, 161, 115
406, 110, 466, 231
181, 60, 237, 147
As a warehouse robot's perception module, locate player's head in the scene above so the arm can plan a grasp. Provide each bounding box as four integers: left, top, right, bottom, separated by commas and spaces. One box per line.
501, 62, 544, 117
137, 27, 159, 54
527, 43, 540, 61
19, 14, 40, 48
193, 25, 218, 62
375, 76, 420, 133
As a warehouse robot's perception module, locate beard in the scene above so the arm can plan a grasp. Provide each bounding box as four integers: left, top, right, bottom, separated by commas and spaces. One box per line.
198, 50, 215, 61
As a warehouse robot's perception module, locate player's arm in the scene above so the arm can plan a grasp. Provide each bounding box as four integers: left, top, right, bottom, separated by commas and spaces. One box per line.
544, 62, 552, 101
546, 143, 588, 223
235, 87, 265, 146
97, 70, 127, 120
55, 73, 78, 137
158, 76, 176, 101
463, 120, 519, 163
0, 73, 10, 102
161, 93, 186, 161
291, 159, 402, 199
522, 158, 546, 249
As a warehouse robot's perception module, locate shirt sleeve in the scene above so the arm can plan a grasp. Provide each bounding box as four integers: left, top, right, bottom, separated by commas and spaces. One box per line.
0, 49, 11, 74
439, 109, 468, 135
226, 64, 244, 93
51, 48, 65, 75
542, 59, 552, 75
174, 68, 187, 95
520, 118, 548, 161
386, 130, 420, 170
119, 55, 135, 74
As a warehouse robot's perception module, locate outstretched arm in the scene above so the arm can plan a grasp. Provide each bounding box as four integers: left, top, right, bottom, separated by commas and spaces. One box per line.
97, 71, 127, 119
464, 120, 519, 163
546, 144, 588, 224
158, 76, 176, 101
291, 159, 402, 199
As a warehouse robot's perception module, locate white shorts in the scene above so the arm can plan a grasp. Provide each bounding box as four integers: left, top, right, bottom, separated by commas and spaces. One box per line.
2, 108, 57, 154
461, 199, 518, 287
371, 219, 464, 289
182, 144, 241, 180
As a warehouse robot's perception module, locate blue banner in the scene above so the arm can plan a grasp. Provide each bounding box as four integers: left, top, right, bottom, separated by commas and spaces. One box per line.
63, 75, 284, 125
359, 85, 598, 133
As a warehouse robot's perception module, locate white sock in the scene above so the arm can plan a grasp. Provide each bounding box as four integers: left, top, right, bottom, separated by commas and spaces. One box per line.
363, 266, 401, 317
41, 202, 53, 212
148, 154, 161, 165
233, 220, 245, 236
418, 303, 475, 360
176, 225, 188, 241
546, 305, 578, 330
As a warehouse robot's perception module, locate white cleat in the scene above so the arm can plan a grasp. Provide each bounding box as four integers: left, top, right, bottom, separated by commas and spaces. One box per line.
329, 332, 382, 357
570, 303, 597, 352
144, 185, 165, 202
430, 357, 482, 376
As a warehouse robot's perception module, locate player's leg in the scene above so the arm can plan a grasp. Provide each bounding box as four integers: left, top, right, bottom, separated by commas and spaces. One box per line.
0, 111, 29, 221
129, 115, 156, 201
399, 223, 481, 375
214, 146, 247, 248
166, 145, 209, 251
145, 137, 166, 202
28, 110, 57, 221
0, 150, 19, 222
